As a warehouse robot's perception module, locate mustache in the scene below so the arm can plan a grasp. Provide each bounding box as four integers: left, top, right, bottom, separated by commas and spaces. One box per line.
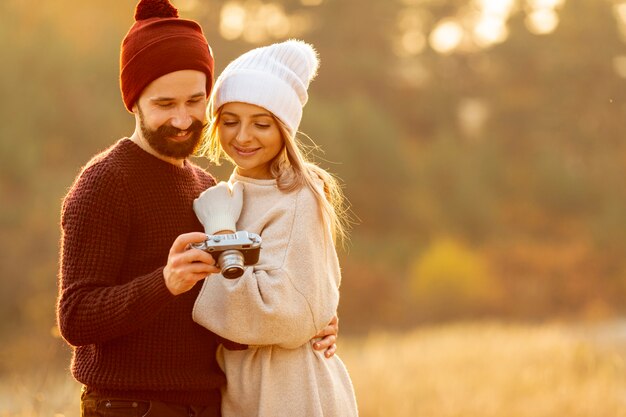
156, 119, 207, 137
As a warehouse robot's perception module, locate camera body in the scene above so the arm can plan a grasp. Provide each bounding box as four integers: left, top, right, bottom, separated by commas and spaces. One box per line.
191, 231, 262, 279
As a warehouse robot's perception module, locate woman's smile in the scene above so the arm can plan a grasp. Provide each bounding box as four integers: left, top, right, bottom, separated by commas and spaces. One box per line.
232, 143, 261, 156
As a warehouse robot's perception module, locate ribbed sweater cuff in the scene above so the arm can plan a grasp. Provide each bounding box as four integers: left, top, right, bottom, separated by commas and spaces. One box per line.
202, 213, 237, 234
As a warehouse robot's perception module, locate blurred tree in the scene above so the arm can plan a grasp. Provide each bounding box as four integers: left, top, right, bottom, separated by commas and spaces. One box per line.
410, 237, 501, 320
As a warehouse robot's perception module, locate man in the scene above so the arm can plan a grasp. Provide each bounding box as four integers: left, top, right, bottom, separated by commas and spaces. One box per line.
56, 1, 337, 416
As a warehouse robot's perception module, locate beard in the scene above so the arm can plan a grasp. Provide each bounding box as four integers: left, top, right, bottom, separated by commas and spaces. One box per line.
138, 107, 207, 159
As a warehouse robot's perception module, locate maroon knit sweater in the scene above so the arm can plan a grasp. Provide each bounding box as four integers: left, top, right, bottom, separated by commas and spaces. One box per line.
57, 138, 224, 405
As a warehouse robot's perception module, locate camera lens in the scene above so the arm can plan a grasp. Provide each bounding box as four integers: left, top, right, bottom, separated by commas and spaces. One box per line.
219, 249, 245, 279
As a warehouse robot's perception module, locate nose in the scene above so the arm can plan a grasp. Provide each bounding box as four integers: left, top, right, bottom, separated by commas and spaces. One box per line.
235, 124, 253, 144
170, 106, 193, 130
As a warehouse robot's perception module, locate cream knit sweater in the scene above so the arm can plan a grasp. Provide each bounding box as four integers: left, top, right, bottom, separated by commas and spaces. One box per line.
192, 172, 358, 417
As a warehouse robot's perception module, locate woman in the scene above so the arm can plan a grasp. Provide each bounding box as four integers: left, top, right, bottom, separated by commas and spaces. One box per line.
192, 40, 358, 417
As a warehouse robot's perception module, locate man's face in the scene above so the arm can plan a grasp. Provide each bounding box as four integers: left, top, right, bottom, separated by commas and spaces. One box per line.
134, 70, 208, 159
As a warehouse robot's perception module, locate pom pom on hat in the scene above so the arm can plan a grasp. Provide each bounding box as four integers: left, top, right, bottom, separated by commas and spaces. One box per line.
211, 39, 319, 136
120, 0, 214, 112
135, 0, 179, 20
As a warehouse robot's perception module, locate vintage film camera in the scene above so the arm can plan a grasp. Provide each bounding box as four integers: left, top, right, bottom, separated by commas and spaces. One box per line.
191, 231, 262, 279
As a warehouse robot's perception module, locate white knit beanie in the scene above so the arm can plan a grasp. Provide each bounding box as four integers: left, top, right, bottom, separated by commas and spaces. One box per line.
210, 39, 319, 136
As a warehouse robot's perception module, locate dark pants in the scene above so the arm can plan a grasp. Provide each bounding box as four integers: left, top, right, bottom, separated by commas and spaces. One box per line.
80, 386, 221, 417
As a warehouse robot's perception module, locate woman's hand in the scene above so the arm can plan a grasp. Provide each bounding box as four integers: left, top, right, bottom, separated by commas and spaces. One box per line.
193, 181, 244, 235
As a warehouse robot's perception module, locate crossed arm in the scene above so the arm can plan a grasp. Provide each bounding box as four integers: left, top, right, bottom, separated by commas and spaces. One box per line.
163, 231, 339, 356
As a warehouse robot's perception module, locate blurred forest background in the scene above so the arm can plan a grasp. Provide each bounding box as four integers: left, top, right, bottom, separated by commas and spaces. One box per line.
2, 0, 626, 413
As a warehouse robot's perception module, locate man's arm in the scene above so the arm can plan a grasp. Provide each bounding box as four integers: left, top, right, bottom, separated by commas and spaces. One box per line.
57, 165, 218, 347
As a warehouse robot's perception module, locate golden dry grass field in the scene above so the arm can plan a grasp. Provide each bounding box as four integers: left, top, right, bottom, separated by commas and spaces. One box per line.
341, 321, 626, 417
2, 321, 626, 417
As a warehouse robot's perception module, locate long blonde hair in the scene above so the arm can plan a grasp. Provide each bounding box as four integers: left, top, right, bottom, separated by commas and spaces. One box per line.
197, 106, 351, 245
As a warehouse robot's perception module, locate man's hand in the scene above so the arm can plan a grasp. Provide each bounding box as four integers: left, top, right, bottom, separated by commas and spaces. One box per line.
312, 315, 339, 358
164, 232, 220, 295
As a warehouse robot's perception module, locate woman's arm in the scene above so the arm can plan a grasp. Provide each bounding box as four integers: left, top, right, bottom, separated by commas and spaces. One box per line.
193, 186, 340, 349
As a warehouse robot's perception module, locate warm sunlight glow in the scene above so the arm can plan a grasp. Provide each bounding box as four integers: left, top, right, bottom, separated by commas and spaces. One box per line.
401, 30, 427, 56
300, 0, 323, 5
242, 19, 266, 43
525, 9, 559, 35
473, 0, 516, 18
219, 1, 294, 43
395, 8, 427, 56
614, 3, 626, 37
526, 0, 565, 9
458, 98, 490, 139
259, 3, 290, 39
613, 56, 626, 78
613, 3, 626, 41
286, 13, 314, 38
473, 15, 509, 47
398, 7, 425, 32
430, 20, 464, 54
468, 0, 514, 49
219, 1, 246, 40
615, 3, 626, 23
173, 0, 199, 12
524, 0, 565, 35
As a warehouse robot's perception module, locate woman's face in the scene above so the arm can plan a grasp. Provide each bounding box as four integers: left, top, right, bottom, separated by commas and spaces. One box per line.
218, 102, 284, 179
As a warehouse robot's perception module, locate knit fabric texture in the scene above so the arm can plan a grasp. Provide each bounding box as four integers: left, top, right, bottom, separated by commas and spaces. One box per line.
210, 39, 319, 136
120, 0, 214, 112
57, 138, 225, 405
192, 172, 359, 417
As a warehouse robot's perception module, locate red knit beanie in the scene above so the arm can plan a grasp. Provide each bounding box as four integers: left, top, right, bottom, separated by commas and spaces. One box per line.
120, 0, 214, 112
